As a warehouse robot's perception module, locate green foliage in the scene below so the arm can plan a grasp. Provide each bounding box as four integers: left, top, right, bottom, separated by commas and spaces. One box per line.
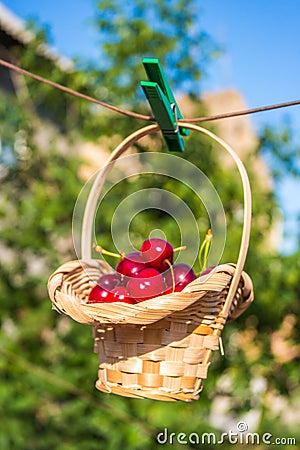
93, 0, 219, 103
0, 1, 300, 449
260, 121, 300, 179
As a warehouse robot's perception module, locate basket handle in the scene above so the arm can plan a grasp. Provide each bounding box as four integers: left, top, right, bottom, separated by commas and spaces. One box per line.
81, 122, 251, 317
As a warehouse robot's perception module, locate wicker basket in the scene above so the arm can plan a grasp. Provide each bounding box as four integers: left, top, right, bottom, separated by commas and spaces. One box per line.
48, 123, 254, 402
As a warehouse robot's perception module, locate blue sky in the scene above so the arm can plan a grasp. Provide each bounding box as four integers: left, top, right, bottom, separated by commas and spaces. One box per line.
4, 0, 300, 252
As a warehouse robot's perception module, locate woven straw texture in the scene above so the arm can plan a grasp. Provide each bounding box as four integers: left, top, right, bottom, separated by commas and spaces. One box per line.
48, 259, 253, 401
47, 123, 254, 401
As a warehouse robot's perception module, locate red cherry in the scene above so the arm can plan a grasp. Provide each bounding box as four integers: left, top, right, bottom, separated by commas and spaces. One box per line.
164, 263, 197, 292
126, 267, 166, 302
88, 284, 134, 304
140, 238, 174, 272
200, 265, 216, 276
110, 286, 135, 304
98, 273, 121, 290
88, 285, 114, 303
136, 268, 161, 278
162, 286, 173, 295
116, 251, 147, 277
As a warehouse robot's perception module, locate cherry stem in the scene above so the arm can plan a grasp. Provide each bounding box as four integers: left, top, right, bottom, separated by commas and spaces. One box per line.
93, 243, 123, 259
197, 229, 213, 274
173, 245, 187, 252
164, 259, 175, 293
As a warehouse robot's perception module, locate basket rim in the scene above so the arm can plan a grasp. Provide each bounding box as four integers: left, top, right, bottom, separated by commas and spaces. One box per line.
79, 123, 252, 321
48, 259, 253, 326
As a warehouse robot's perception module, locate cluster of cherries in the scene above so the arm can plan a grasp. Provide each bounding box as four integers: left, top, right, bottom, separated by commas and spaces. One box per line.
88, 238, 198, 304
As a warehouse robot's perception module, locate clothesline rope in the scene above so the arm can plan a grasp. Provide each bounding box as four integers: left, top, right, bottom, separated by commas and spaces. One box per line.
1, 57, 300, 124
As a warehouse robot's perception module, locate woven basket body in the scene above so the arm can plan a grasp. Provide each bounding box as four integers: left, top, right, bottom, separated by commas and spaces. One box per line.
48, 123, 254, 402
49, 259, 253, 401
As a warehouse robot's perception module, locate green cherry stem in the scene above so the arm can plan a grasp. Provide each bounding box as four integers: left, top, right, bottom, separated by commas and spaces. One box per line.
198, 240, 206, 270
164, 258, 175, 293
173, 245, 187, 252
93, 243, 124, 259
197, 229, 212, 274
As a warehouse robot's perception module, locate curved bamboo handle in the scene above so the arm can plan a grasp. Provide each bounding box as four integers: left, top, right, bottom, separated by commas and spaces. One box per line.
81, 124, 159, 260
81, 123, 251, 315
185, 125, 252, 316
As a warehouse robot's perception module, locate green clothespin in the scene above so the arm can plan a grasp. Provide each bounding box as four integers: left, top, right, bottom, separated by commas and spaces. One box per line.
140, 58, 188, 152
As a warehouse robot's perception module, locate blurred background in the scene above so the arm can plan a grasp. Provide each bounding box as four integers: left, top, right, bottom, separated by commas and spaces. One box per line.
0, 1, 299, 449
